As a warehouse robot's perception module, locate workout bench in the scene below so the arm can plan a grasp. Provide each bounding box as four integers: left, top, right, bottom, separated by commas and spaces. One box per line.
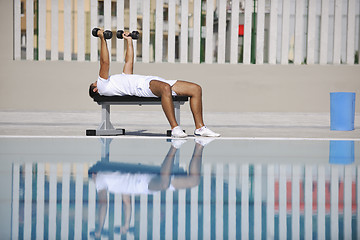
86, 93, 189, 136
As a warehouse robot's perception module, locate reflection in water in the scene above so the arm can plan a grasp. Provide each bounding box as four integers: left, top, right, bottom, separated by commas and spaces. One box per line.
10, 139, 359, 239
88, 139, 204, 238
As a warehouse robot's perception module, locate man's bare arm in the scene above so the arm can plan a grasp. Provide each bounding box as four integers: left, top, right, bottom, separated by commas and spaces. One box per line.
122, 33, 134, 74
98, 29, 110, 79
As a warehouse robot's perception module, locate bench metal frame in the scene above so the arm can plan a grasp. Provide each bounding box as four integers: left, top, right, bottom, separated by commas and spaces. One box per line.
88, 96, 188, 136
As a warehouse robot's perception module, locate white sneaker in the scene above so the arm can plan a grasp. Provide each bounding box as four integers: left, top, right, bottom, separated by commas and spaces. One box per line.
195, 137, 215, 146
171, 126, 188, 138
171, 139, 187, 149
194, 126, 220, 137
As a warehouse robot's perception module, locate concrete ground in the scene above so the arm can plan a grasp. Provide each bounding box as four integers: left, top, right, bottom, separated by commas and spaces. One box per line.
0, 111, 359, 139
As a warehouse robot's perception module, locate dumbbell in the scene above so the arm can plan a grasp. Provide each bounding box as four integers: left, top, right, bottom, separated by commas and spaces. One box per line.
92, 28, 113, 39
116, 30, 139, 40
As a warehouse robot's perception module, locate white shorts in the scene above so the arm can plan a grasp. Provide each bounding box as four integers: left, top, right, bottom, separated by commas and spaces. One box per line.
97, 73, 178, 98
137, 77, 178, 98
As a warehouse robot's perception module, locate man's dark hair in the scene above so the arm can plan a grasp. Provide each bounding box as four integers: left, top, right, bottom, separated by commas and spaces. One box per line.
89, 83, 97, 98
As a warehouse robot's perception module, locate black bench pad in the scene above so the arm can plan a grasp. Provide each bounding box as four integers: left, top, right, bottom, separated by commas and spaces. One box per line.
91, 93, 189, 103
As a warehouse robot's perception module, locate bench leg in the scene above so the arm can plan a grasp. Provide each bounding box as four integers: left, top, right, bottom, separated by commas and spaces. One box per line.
99, 104, 115, 130
86, 104, 125, 136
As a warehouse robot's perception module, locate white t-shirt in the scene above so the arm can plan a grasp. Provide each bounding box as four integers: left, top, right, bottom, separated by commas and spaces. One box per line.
95, 171, 176, 195
97, 73, 177, 97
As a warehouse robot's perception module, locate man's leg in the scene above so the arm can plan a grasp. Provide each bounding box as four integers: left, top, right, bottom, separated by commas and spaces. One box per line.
149, 80, 179, 129
170, 142, 204, 189
171, 81, 205, 129
148, 144, 177, 191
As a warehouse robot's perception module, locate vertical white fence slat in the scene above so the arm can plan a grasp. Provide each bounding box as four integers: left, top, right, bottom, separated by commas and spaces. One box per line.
268, 0, 279, 64
291, 165, 300, 240
317, 166, 326, 240
243, 0, 253, 64
217, 0, 227, 63
319, 0, 330, 64
88, 176, 96, 239
266, 165, 275, 239
256, 0, 266, 64
38, 0, 46, 60
294, 0, 304, 64
36, 163, 45, 240
307, 0, 317, 64
11, 164, 20, 239
24, 164, 32, 239
346, 0, 356, 64
304, 165, 313, 239
192, 0, 201, 64
142, 0, 150, 63
230, 0, 240, 64
203, 164, 211, 239
178, 189, 186, 240
26, 0, 34, 60
215, 164, 224, 239
61, 163, 71, 240
74, 164, 84, 239
330, 166, 339, 240
165, 190, 173, 239
152, 193, 161, 240
241, 164, 249, 239
114, 195, 122, 233
254, 165, 262, 239
228, 165, 237, 240
48, 164, 57, 239
76, 0, 85, 61
190, 186, 199, 240
63, 0, 71, 61
116, 0, 124, 62
130, 0, 137, 62
168, 0, 176, 63
129, 196, 135, 240
90, 0, 98, 62
333, 0, 342, 64
279, 165, 287, 240
103, 194, 110, 232
14, 0, 21, 60
155, 0, 164, 63
205, 0, 214, 63
139, 195, 148, 239
343, 166, 352, 239
281, 0, 290, 64
180, 0, 189, 63
77, 0, 85, 61
51, 0, 59, 60
104, 0, 111, 60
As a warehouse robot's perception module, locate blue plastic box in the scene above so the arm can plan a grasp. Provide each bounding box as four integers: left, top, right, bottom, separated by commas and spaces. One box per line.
330, 92, 356, 131
329, 140, 354, 164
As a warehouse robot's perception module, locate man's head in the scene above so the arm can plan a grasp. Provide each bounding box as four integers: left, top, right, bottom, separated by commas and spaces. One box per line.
89, 82, 98, 98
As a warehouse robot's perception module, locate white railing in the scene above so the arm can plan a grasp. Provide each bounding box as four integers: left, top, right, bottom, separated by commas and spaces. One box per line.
11, 162, 359, 239
13, 0, 360, 64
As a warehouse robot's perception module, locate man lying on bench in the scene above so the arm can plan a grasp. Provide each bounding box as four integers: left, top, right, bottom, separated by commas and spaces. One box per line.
89, 29, 220, 138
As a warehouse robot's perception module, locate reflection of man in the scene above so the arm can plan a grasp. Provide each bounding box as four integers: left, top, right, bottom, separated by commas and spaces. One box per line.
90, 138, 213, 238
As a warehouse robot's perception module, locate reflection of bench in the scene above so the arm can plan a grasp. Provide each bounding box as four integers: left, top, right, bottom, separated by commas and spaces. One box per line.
89, 138, 184, 175
88, 161, 186, 175
86, 93, 189, 136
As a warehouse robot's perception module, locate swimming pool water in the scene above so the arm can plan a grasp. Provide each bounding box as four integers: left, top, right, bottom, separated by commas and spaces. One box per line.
0, 137, 359, 239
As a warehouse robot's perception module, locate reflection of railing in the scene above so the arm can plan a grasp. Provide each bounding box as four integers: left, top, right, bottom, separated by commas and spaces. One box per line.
14, 0, 359, 64
11, 162, 359, 239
